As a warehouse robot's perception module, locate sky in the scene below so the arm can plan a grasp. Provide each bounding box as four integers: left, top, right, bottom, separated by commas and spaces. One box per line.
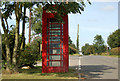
69, 2, 118, 50
0, 2, 118, 50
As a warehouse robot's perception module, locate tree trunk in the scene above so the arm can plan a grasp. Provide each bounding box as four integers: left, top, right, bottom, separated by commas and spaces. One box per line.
17, 5, 26, 65
12, 2, 22, 72
5, 36, 11, 71
20, 6, 26, 51
13, 19, 19, 71
29, 7, 32, 43
1, 16, 11, 71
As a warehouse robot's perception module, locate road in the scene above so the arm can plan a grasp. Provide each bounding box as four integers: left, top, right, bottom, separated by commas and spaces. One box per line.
36, 55, 118, 79
69, 55, 118, 79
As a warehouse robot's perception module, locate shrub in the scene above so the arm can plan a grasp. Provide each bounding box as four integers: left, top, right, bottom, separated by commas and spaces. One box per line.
109, 47, 120, 55
18, 44, 40, 67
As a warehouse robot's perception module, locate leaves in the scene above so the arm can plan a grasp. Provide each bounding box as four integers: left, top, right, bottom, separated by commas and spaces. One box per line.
31, 5, 43, 34
107, 29, 120, 48
93, 35, 107, 54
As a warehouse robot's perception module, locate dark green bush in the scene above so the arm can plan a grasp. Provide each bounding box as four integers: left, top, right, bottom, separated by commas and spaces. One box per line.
18, 44, 40, 67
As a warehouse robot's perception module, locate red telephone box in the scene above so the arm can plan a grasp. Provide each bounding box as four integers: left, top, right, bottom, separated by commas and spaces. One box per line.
42, 6, 68, 73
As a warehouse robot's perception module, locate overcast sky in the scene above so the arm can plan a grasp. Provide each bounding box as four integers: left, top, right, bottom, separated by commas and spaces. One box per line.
0, 2, 118, 50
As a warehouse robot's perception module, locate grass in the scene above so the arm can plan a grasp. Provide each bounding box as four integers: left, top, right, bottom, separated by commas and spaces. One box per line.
93, 53, 120, 58
69, 54, 82, 56
2, 66, 78, 79
100, 54, 120, 58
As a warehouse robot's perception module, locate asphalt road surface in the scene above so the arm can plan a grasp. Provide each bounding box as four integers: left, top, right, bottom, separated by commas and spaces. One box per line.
36, 55, 118, 79
69, 55, 118, 79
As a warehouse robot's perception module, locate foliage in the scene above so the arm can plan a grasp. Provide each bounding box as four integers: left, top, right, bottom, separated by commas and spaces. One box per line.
93, 35, 107, 54
69, 36, 77, 54
18, 35, 42, 67
2, 34, 14, 62
31, 5, 43, 34
107, 29, 120, 48
2, 28, 23, 62
69, 36, 73, 45
18, 44, 40, 67
69, 44, 77, 55
109, 47, 120, 55
43, 1, 91, 21
93, 35, 104, 46
1, 1, 91, 71
82, 43, 95, 55
82, 35, 107, 55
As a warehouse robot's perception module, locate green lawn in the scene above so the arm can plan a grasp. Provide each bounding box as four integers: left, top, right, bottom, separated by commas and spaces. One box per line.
2, 66, 78, 79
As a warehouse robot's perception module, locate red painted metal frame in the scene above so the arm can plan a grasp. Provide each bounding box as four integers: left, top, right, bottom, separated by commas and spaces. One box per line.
42, 9, 68, 73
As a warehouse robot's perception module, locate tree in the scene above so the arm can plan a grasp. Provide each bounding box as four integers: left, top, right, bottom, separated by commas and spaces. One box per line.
107, 29, 120, 48
0, 30, 2, 68
69, 36, 73, 45
1, 2, 34, 72
93, 35, 106, 54
31, 5, 43, 35
82, 43, 95, 55
82, 43, 90, 55
1, 2, 14, 71
76, 24, 79, 53
1, 1, 91, 72
69, 36, 77, 54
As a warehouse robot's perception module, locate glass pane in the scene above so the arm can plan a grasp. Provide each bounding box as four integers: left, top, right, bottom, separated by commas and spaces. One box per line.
48, 37, 61, 39
50, 30, 61, 32
49, 27, 62, 29
49, 49, 60, 54
48, 30, 63, 35
47, 61, 48, 66
49, 55, 61, 60
49, 61, 60, 67
50, 24, 61, 29
61, 61, 63, 66
62, 55, 63, 60
49, 32, 63, 35
48, 37, 63, 41
49, 43, 60, 48
49, 38, 61, 41
48, 49, 63, 54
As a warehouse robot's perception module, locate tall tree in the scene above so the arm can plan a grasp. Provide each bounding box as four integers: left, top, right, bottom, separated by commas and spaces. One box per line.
93, 35, 106, 54
29, 7, 32, 43
1, 2, 15, 71
20, 3, 27, 51
82, 43, 90, 55
107, 29, 120, 48
31, 5, 43, 35
1, 2, 35, 72
1, 1, 91, 72
69, 36, 77, 54
76, 24, 79, 53
12, 2, 22, 71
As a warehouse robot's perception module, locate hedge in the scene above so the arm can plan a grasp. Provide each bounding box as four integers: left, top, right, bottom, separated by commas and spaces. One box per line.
110, 47, 120, 55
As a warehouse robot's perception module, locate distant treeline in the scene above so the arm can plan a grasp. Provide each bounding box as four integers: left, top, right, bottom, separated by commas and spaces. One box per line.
81, 29, 120, 55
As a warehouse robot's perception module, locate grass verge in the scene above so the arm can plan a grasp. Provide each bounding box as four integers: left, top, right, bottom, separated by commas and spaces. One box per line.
69, 54, 82, 56
2, 66, 78, 79
101, 54, 120, 58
